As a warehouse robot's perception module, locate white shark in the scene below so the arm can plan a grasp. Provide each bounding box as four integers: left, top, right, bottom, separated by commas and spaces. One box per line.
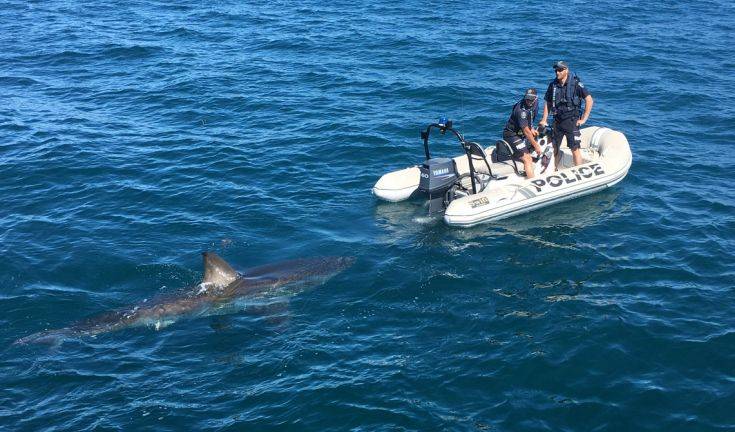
14, 252, 354, 345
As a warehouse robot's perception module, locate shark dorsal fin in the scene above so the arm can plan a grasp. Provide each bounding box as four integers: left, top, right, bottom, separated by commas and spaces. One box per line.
202, 252, 238, 287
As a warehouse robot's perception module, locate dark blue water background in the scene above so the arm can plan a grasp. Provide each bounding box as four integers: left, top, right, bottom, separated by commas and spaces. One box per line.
2, 0, 734, 430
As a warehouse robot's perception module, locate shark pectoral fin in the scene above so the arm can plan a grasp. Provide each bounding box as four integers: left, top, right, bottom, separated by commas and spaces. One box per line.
249, 300, 291, 329
209, 316, 234, 332
202, 252, 238, 287
266, 311, 290, 329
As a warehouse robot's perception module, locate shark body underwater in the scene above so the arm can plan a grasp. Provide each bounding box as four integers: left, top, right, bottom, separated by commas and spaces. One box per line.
14, 252, 354, 345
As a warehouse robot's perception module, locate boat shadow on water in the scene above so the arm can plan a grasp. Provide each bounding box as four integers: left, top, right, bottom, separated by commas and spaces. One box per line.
374, 188, 628, 247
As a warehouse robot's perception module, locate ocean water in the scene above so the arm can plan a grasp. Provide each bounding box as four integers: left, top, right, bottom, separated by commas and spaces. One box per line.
2, 0, 734, 430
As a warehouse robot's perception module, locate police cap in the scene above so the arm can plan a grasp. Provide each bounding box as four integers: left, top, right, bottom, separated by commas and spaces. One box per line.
524, 88, 538, 100
553, 60, 568, 71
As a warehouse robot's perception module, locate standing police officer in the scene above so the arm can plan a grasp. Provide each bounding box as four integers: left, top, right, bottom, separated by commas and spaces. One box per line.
538, 61, 593, 167
502, 88, 543, 178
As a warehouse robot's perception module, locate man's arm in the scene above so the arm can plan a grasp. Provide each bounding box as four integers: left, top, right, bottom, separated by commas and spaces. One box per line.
540, 83, 553, 127
522, 126, 542, 154
539, 102, 549, 127
577, 95, 594, 126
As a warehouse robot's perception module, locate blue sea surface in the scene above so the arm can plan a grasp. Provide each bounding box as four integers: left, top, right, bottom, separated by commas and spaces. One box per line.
2, 0, 734, 430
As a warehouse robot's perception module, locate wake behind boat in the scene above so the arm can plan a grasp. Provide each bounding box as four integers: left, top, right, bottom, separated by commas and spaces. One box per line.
372, 120, 632, 227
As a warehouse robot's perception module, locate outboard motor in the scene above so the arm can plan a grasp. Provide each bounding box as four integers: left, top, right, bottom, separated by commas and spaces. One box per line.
418, 118, 488, 214
418, 157, 458, 213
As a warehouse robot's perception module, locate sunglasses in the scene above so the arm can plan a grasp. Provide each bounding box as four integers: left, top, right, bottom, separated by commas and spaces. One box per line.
554, 68, 567, 73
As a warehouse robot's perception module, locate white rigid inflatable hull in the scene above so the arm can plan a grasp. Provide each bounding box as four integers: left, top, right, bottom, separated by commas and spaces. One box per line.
372, 165, 422, 202
444, 127, 632, 226
372, 126, 632, 227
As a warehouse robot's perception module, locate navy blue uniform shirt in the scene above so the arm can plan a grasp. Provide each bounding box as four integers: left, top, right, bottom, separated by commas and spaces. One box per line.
544, 76, 591, 119
504, 100, 535, 136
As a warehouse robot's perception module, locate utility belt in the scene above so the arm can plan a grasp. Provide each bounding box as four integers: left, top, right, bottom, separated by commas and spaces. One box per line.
553, 106, 579, 122
503, 127, 524, 137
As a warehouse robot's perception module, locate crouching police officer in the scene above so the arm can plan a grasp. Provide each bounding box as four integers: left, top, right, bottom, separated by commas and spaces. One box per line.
502, 88, 543, 178
539, 61, 593, 167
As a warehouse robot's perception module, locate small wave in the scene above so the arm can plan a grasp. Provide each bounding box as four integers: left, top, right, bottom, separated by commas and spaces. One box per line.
100, 44, 164, 60
0, 76, 42, 87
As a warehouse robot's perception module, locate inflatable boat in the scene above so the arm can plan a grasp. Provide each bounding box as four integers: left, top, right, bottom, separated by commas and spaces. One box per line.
372, 120, 632, 227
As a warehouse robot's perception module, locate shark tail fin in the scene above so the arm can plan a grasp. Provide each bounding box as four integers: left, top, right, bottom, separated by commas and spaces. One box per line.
202, 252, 238, 287
13, 329, 72, 346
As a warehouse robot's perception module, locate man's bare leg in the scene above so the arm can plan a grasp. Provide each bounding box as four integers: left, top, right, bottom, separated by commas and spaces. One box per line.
522, 153, 535, 178
572, 148, 583, 166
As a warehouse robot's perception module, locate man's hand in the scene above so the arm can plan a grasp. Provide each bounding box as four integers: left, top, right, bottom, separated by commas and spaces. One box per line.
576, 118, 586, 127
539, 120, 547, 128
531, 128, 539, 137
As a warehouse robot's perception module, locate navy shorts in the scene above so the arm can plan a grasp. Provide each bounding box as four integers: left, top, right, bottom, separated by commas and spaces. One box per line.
552, 117, 581, 151
503, 134, 530, 159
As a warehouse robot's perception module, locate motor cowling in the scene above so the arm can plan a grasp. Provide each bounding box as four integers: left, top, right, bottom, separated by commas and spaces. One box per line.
418, 158, 458, 213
